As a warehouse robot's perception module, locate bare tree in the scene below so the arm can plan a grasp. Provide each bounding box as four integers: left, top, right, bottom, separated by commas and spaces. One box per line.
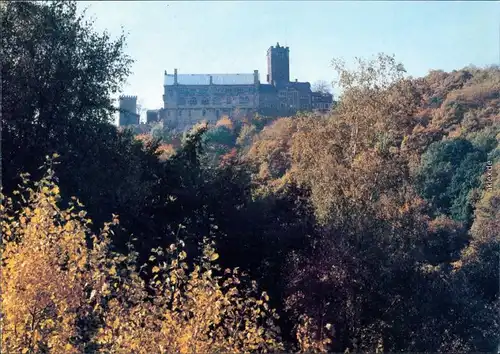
312, 80, 332, 94
136, 98, 147, 124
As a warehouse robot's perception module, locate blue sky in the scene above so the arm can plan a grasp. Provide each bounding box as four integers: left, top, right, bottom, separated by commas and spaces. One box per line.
77, 1, 499, 116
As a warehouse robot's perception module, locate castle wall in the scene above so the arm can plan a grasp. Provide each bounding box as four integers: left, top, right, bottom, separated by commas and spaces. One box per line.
163, 84, 259, 130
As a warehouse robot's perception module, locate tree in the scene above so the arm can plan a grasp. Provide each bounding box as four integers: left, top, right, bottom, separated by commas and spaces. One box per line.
236, 123, 257, 148
1, 0, 132, 191
1, 164, 334, 352
203, 125, 236, 147
416, 138, 487, 224
279, 55, 496, 352
0, 0, 173, 258
0, 168, 288, 353
312, 80, 332, 94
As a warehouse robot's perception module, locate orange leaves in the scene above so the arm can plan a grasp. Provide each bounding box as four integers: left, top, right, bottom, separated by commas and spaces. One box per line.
215, 115, 234, 130
135, 133, 152, 144
219, 148, 238, 167
157, 143, 176, 160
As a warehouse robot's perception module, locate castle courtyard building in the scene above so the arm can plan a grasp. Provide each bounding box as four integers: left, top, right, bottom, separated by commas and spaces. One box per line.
163, 70, 260, 130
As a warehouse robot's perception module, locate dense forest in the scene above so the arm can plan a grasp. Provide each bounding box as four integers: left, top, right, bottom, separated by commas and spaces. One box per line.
1, 1, 499, 353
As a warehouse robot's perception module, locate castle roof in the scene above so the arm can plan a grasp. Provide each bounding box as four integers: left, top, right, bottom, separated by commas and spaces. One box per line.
287, 81, 311, 92
312, 91, 334, 102
259, 84, 277, 94
164, 73, 255, 86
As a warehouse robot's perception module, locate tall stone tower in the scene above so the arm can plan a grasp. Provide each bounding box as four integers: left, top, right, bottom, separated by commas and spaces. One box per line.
266, 42, 290, 87
119, 95, 139, 126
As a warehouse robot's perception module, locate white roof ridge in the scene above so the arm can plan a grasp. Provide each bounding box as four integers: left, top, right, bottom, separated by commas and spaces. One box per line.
164, 73, 257, 86
166, 73, 254, 75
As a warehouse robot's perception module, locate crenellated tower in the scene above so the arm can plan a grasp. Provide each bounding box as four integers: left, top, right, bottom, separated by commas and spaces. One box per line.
119, 95, 139, 126
266, 42, 290, 87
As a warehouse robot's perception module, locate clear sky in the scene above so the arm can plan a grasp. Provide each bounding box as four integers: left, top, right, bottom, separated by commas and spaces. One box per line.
77, 1, 499, 119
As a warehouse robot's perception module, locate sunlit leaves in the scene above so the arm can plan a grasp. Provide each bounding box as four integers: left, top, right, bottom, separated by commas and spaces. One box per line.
1, 171, 292, 353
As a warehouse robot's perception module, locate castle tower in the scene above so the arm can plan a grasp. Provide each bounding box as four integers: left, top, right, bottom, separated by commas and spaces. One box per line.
119, 95, 139, 126
266, 42, 290, 87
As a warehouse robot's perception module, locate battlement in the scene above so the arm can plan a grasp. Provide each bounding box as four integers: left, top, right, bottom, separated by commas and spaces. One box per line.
119, 95, 138, 100
268, 42, 289, 53
267, 42, 290, 85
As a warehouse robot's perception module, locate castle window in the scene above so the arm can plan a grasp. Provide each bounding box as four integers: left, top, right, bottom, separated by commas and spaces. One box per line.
188, 110, 192, 118
188, 97, 197, 106
201, 97, 209, 105
216, 110, 220, 118
202, 110, 206, 117
179, 110, 183, 117
239, 96, 250, 104
226, 97, 232, 104
167, 111, 171, 117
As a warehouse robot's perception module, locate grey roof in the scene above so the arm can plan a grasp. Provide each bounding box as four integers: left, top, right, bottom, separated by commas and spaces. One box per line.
259, 84, 277, 94
288, 81, 311, 92
164, 73, 256, 86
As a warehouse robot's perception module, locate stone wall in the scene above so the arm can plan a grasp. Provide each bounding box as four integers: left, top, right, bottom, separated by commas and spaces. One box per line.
163, 84, 259, 129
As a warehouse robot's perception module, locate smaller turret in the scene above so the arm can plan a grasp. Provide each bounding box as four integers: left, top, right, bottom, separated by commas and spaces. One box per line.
119, 95, 139, 126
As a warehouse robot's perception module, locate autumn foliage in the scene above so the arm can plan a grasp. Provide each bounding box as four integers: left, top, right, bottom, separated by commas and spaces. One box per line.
1, 157, 331, 353
2, 1, 499, 352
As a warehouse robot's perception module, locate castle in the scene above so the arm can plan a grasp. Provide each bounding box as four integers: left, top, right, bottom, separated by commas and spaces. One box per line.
131, 44, 333, 129
118, 95, 140, 126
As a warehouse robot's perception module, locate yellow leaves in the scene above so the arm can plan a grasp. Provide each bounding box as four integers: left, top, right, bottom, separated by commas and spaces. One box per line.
170, 273, 177, 283
210, 253, 219, 262
179, 251, 187, 260
215, 115, 234, 130
65, 343, 74, 351
2, 173, 285, 354
112, 318, 120, 329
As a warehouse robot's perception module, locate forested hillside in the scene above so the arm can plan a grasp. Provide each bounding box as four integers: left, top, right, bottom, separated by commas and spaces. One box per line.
1, 1, 499, 353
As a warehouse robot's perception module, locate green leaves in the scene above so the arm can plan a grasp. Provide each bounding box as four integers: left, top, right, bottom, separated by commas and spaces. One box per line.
416, 138, 487, 224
